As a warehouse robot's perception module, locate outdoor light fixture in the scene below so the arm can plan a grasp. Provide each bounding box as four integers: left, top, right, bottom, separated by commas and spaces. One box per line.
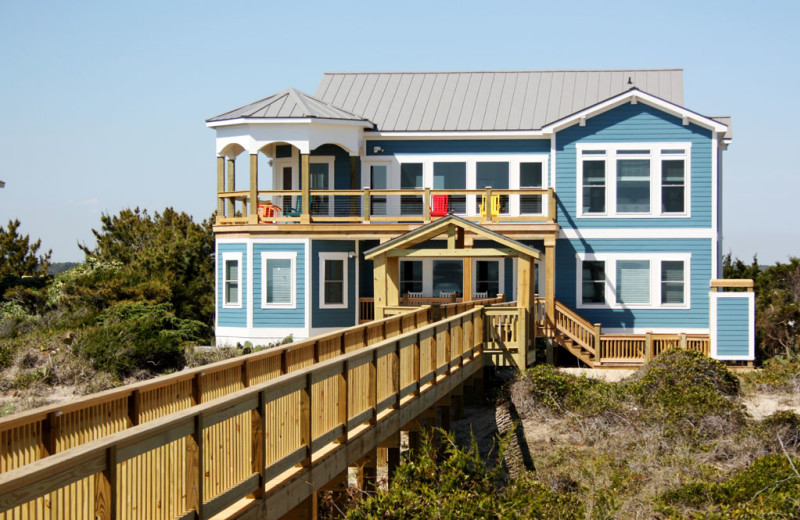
372, 146, 384, 154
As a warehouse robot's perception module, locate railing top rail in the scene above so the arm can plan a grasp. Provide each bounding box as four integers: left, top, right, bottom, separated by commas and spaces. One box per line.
710, 278, 754, 289
0, 305, 483, 506
0, 305, 431, 429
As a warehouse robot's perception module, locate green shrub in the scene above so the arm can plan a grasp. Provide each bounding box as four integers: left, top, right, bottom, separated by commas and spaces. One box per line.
522, 364, 625, 416
658, 454, 800, 519
75, 302, 208, 378
741, 356, 800, 394
628, 349, 745, 438
345, 429, 583, 520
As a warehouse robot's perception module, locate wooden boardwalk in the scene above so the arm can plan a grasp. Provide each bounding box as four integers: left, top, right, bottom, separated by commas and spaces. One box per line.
0, 304, 489, 519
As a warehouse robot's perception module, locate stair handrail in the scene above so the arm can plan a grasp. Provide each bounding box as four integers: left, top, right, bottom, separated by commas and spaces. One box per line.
554, 299, 597, 355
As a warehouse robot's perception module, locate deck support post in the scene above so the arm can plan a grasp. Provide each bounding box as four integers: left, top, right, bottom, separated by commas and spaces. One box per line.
424, 187, 431, 223
645, 331, 654, 362
216, 155, 225, 222
301, 153, 310, 224
373, 254, 387, 320
593, 323, 602, 363
516, 253, 533, 370
248, 153, 259, 223
386, 256, 400, 308
282, 493, 318, 520
545, 238, 556, 336
226, 157, 236, 217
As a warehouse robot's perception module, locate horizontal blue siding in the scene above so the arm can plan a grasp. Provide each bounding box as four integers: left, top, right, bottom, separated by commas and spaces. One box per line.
366, 139, 550, 155
253, 243, 306, 329
715, 297, 751, 357
312, 240, 357, 328
217, 243, 247, 328
555, 103, 713, 228
555, 238, 712, 330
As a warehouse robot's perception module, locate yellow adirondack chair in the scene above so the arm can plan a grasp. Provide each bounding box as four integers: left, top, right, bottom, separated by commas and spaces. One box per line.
479, 194, 500, 219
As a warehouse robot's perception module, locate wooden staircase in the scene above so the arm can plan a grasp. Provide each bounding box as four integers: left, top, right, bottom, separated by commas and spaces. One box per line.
551, 299, 598, 367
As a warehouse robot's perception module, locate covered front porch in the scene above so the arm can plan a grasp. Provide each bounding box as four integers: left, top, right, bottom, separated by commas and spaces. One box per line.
364, 216, 544, 369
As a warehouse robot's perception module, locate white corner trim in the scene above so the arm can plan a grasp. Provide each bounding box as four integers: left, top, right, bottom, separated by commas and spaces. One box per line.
247, 242, 253, 327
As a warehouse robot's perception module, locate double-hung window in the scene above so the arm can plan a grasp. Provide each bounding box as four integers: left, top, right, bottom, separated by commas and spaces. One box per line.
578, 144, 690, 217
262, 252, 296, 308
320, 252, 348, 309
577, 254, 690, 309
222, 252, 242, 308
400, 260, 423, 296
520, 162, 544, 214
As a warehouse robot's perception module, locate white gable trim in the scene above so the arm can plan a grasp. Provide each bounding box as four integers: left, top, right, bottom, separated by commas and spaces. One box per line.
207, 117, 372, 129
542, 89, 729, 135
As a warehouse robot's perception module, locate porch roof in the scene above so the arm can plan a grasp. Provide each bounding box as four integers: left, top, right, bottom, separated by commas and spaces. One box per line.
207, 88, 370, 124
363, 215, 541, 261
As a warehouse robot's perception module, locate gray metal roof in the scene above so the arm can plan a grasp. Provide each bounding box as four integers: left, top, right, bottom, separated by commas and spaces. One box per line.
207, 88, 368, 123
315, 70, 684, 132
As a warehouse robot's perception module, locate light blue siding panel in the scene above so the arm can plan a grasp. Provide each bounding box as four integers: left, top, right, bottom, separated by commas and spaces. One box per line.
312, 240, 357, 328
366, 139, 550, 155
555, 238, 712, 330
252, 243, 306, 328
555, 103, 713, 228
217, 243, 247, 328
716, 297, 751, 356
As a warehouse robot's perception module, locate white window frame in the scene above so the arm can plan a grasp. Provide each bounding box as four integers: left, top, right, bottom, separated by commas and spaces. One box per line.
472, 258, 505, 297
576, 143, 691, 218
309, 156, 336, 217
261, 251, 297, 309
387, 153, 550, 217
222, 252, 243, 309
575, 253, 691, 310
319, 252, 348, 309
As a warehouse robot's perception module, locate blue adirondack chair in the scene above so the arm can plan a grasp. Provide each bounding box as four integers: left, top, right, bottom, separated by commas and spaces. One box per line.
284, 198, 302, 217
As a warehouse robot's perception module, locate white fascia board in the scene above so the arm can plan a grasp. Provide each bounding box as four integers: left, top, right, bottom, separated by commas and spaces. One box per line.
541, 89, 729, 135
601, 327, 710, 335
207, 117, 373, 129
559, 228, 714, 240
364, 130, 546, 139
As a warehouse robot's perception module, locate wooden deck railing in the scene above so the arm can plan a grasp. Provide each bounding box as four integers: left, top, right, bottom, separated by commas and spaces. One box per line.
217, 187, 558, 226
599, 333, 710, 363
360, 295, 506, 324
0, 307, 430, 497
0, 307, 485, 520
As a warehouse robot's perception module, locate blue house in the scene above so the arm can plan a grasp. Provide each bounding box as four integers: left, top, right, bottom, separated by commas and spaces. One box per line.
206, 70, 754, 366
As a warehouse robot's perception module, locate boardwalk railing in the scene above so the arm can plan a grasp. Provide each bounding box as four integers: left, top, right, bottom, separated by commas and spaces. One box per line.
0, 307, 430, 496
0, 307, 485, 520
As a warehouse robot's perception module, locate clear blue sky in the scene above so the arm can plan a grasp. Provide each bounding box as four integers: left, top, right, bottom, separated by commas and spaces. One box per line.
1, 0, 797, 264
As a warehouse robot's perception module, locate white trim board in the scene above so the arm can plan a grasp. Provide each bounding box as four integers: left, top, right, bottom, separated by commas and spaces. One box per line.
559, 228, 714, 240
601, 327, 710, 335
215, 327, 309, 346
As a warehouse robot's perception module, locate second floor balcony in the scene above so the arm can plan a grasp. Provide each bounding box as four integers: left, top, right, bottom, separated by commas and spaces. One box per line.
216, 186, 557, 227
